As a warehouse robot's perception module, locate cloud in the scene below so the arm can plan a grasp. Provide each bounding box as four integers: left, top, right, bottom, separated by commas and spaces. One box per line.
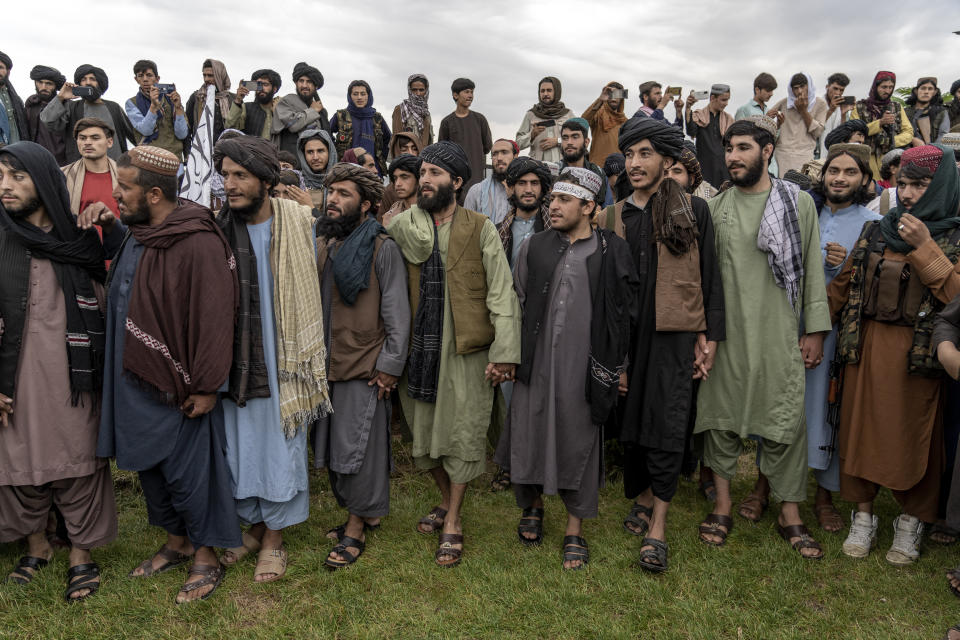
4, 0, 958, 144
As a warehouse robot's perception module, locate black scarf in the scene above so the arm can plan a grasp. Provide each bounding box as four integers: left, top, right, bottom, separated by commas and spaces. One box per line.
330, 214, 385, 306
0, 141, 106, 404
218, 206, 270, 405
406, 224, 444, 402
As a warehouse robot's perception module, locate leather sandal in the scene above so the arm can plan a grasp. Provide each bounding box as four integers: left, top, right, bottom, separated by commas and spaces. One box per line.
946, 567, 960, 598
637, 538, 669, 574
64, 562, 100, 602
175, 563, 224, 604
737, 493, 769, 523
129, 544, 192, 577
561, 535, 589, 571
435, 533, 464, 568
222, 530, 262, 566
417, 506, 447, 535
255, 548, 288, 582
325, 537, 365, 570
814, 503, 844, 532
326, 520, 380, 541
517, 507, 544, 546
777, 522, 823, 560
623, 503, 652, 536
6, 555, 50, 585
699, 513, 733, 546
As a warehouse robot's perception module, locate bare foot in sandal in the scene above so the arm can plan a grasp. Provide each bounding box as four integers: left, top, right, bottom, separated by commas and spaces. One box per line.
175, 547, 222, 603
814, 486, 844, 533
129, 534, 193, 577
777, 504, 823, 560
254, 528, 286, 583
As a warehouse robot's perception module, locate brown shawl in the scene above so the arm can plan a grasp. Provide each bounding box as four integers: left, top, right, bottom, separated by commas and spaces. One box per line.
596, 80, 628, 132
691, 107, 733, 136
123, 199, 238, 404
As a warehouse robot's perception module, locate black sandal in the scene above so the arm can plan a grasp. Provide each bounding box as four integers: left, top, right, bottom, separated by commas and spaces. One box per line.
637, 538, 669, 574
517, 507, 544, 546
325, 536, 366, 570
129, 544, 192, 577
6, 555, 50, 585
623, 503, 652, 536
64, 562, 100, 602
561, 535, 589, 571
417, 506, 447, 535
175, 563, 224, 604
948, 567, 960, 598
435, 533, 464, 568
776, 523, 823, 560
699, 513, 733, 547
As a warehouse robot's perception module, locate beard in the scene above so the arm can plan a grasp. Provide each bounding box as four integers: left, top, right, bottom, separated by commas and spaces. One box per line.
36, 89, 55, 101
119, 194, 151, 226
728, 154, 766, 188
492, 169, 508, 182
255, 91, 275, 105
298, 89, 317, 104
826, 184, 857, 204
508, 193, 543, 213
417, 181, 456, 214
6, 196, 42, 219
562, 146, 586, 164
231, 183, 268, 222
316, 202, 364, 239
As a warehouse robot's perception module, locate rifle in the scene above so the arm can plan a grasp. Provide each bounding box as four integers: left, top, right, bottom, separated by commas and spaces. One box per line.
822, 357, 844, 455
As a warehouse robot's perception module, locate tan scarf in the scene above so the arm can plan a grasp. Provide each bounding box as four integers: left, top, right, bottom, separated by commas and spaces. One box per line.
61, 158, 118, 215
691, 108, 733, 135
270, 198, 332, 435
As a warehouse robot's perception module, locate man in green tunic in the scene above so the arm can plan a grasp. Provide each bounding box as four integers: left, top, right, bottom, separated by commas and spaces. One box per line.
387, 141, 521, 567
694, 117, 831, 559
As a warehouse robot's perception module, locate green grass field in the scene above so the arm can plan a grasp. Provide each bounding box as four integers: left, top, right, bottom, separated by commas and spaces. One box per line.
1, 441, 957, 640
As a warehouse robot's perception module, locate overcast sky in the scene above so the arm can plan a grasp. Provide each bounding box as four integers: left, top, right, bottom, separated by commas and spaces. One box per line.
5, 1, 959, 145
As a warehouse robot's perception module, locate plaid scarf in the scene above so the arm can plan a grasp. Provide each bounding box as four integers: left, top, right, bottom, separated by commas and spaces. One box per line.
757, 178, 804, 312
0, 142, 106, 405
218, 207, 270, 407
407, 223, 444, 402
270, 198, 332, 435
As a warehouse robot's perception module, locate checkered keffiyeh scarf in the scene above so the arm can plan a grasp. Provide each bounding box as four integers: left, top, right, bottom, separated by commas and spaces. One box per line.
271, 199, 332, 434
757, 178, 804, 312
407, 223, 445, 403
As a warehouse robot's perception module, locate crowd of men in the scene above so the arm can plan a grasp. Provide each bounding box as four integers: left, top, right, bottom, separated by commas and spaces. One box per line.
2, 53, 960, 632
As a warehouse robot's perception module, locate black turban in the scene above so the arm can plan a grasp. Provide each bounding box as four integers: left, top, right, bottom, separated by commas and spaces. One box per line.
505, 156, 552, 190
30, 65, 66, 90
73, 64, 108, 94
419, 141, 471, 183
292, 62, 323, 89
0, 51, 11, 71
214, 136, 280, 187
603, 153, 625, 177
388, 153, 420, 180
824, 119, 869, 149
251, 68, 281, 93
618, 116, 684, 159
951, 79, 960, 97
325, 162, 384, 205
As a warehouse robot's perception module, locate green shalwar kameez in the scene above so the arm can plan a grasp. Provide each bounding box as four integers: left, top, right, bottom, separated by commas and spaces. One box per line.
388, 206, 521, 484
695, 186, 831, 502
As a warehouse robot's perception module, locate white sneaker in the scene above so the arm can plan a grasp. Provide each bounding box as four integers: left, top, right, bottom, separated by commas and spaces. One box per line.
842, 510, 878, 558
886, 514, 924, 566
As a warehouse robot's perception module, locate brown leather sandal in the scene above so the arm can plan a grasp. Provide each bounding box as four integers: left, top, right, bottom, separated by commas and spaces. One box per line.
175, 563, 224, 604
699, 513, 733, 546
814, 503, 844, 532
737, 493, 769, 523
435, 533, 463, 567
777, 523, 823, 560
129, 544, 192, 577
417, 506, 447, 535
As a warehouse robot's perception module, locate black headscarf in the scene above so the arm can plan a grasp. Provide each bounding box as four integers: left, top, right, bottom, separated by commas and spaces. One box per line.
824, 119, 869, 149
214, 136, 281, 188
419, 141, 471, 183
618, 116, 684, 159
0, 142, 106, 402
29, 65, 66, 90
388, 153, 420, 181
505, 156, 552, 190
73, 64, 109, 94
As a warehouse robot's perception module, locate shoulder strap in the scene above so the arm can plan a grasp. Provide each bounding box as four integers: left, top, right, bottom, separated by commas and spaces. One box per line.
879, 189, 891, 215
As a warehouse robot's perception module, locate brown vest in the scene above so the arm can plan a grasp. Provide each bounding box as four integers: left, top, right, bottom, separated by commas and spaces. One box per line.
406, 207, 495, 355
602, 197, 706, 333
318, 234, 388, 381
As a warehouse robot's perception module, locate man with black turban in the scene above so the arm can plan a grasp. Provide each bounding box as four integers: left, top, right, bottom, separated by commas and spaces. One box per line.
212, 134, 332, 585
824, 119, 869, 150
496, 156, 553, 268
598, 116, 725, 573
25, 65, 67, 163
273, 62, 329, 157
40, 64, 138, 163
0, 51, 26, 146
313, 162, 409, 570
0, 142, 117, 601
225, 68, 281, 141
515, 76, 575, 164
387, 140, 520, 568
